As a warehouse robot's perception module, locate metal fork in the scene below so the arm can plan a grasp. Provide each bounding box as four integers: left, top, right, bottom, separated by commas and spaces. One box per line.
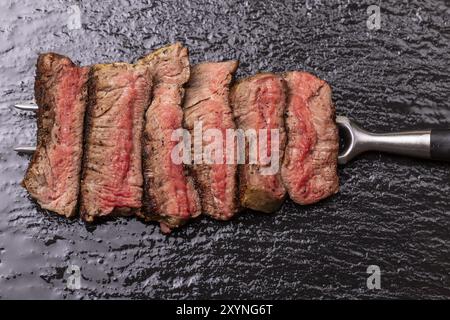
13, 102, 450, 164
13, 101, 38, 153
14, 100, 38, 112
337, 116, 450, 164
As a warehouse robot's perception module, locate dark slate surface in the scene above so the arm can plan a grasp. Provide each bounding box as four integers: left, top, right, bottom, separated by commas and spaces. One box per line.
0, 0, 449, 299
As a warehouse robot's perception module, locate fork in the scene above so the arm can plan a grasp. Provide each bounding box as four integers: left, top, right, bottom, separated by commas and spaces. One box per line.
13, 102, 450, 164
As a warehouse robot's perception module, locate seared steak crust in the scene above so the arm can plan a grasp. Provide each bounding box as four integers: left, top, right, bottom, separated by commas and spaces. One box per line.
80, 63, 152, 221
22, 53, 89, 217
230, 73, 287, 213
137, 43, 201, 232
281, 71, 339, 204
184, 61, 239, 220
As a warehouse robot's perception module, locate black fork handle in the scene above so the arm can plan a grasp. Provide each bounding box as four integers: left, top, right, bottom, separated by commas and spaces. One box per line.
430, 129, 450, 161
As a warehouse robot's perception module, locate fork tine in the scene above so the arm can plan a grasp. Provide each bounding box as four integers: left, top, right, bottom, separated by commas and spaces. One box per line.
14, 146, 36, 154
14, 101, 38, 111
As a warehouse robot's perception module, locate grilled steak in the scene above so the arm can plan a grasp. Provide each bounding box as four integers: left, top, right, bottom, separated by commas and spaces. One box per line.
80, 63, 152, 221
137, 43, 201, 232
281, 71, 339, 204
22, 53, 89, 217
184, 61, 239, 220
230, 73, 287, 213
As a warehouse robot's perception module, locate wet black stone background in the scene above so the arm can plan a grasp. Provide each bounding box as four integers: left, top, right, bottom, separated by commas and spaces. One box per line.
0, 0, 449, 299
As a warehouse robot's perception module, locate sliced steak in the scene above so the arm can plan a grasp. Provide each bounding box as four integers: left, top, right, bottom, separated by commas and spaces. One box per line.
230, 73, 287, 213
80, 63, 152, 221
22, 53, 89, 217
184, 61, 239, 220
137, 43, 201, 232
281, 71, 339, 204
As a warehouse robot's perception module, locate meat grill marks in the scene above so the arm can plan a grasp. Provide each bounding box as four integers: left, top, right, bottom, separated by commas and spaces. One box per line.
80, 63, 152, 221
184, 61, 239, 220
230, 73, 287, 213
22, 53, 89, 217
137, 43, 201, 232
281, 71, 339, 204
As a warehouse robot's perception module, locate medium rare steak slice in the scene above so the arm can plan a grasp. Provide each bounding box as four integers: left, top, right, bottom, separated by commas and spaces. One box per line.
281, 71, 339, 204
184, 61, 239, 220
230, 73, 287, 213
80, 63, 152, 221
137, 43, 201, 232
22, 53, 89, 217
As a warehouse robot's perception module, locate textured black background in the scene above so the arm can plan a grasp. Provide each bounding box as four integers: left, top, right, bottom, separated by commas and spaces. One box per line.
0, 0, 449, 299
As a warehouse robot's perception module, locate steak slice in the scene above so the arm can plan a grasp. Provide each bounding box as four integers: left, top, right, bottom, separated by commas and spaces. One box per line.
230, 73, 287, 213
281, 71, 339, 204
137, 43, 201, 232
184, 61, 239, 220
80, 63, 152, 221
22, 53, 89, 217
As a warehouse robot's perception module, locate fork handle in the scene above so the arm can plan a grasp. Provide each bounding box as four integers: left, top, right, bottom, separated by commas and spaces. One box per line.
430, 129, 450, 161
